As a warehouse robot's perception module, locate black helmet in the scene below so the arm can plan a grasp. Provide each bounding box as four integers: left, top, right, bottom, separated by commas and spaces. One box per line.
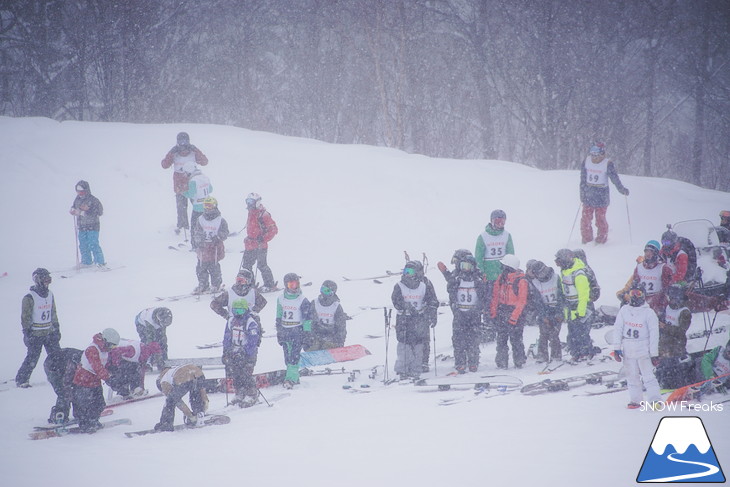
153, 307, 173, 327
321, 280, 338, 297
177, 132, 190, 146
451, 249, 473, 267
666, 283, 686, 304
32, 268, 51, 287
236, 268, 254, 288
628, 284, 647, 307
661, 229, 678, 249
554, 249, 574, 269
283, 273, 301, 294
402, 261, 421, 285
459, 255, 477, 273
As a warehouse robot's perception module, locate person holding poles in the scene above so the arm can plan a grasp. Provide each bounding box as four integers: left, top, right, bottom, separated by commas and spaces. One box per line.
69, 180, 106, 268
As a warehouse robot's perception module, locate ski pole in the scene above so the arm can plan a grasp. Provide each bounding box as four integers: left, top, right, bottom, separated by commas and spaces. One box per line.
229, 224, 247, 238
73, 216, 80, 270
567, 203, 582, 246
624, 195, 633, 244
258, 389, 272, 407
224, 368, 229, 406
383, 307, 391, 384
432, 325, 437, 376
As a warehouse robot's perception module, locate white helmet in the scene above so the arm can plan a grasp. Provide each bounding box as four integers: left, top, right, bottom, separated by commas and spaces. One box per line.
245, 192, 262, 209
101, 328, 120, 347
500, 254, 520, 271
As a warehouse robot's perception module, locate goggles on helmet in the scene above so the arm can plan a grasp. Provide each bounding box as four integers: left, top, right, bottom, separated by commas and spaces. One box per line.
628, 288, 645, 299
403, 267, 416, 277
236, 275, 251, 286
320, 286, 334, 296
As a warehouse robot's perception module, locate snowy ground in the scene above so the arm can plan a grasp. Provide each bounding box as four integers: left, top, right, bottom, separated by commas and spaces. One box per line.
0, 116, 728, 486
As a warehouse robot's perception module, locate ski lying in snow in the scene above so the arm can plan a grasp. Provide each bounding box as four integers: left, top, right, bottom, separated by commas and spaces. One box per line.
155, 285, 226, 302
29, 418, 131, 440
33, 408, 113, 432
415, 374, 523, 392
342, 271, 401, 282
57, 265, 126, 278
124, 414, 230, 438
257, 282, 312, 294
196, 341, 223, 349
520, 370, 618, 395
665, 372, 730, 404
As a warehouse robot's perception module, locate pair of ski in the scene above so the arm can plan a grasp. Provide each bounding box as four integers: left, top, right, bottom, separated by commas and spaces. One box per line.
520, 370, 619, 395
29, 409, 127, 440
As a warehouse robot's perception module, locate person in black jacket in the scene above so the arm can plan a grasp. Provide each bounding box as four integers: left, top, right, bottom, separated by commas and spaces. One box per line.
43, 348, 82, 424
579, 142, 629, 244
69, 180, 106, 268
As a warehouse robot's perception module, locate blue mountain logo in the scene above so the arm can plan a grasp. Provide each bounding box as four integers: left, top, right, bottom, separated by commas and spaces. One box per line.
637, 416, 725, 483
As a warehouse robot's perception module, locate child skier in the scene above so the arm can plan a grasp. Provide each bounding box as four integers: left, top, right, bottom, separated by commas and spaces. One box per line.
191, 196, 229, 294
223, 298, 262, 407
276, 273, 312, 389
308, 280, 347, 351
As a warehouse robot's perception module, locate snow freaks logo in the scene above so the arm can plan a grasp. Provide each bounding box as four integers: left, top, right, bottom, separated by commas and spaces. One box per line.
637, 417, 726, 483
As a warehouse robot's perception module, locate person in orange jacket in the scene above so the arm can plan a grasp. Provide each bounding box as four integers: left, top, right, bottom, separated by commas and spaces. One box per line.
242, 193, 278, 291
71, 328, 120, 433
490, 255, 528, 369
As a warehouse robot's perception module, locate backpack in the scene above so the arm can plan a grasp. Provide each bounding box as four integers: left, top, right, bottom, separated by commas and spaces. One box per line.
676, 236, 698, 281
582, 265, 601, 302
514, 276, 546, 314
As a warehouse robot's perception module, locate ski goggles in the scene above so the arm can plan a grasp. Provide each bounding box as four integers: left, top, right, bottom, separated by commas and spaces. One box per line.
459, 261, 474, 272
232, 306, 247, 316
320, 285, 334, 296
245, 198, 257, 208
628, 288, 645, 299
721, 210, 730, 219
286, 280, 300, 291
235, 275, 252, 285
403, 267, 416, 277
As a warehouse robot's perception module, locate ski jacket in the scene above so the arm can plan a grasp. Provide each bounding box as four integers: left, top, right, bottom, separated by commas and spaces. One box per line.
700, 346, 730, 380
579, 156, 628, 208
211, 286, 267, 318
223, 312, 261, 358
73, 333, 113, 387
616, 257, 673, 301
21, 285, 59, 337
311, 295, 347, 345
445, 270, 488, 316
391, 278, 439, 344
192, 209, 229, 262
182, 170, 212, 212
660, 244, 690, 283
490, 269, 529, 325
658, 304, 691, 357
161, 145, 208, 194
612, 303, 659, 359
70, 180, 103, 232
559, 258, 591, 320
110, 339, 161, 366
244, 206, 278, 250
475, 224, 514, 281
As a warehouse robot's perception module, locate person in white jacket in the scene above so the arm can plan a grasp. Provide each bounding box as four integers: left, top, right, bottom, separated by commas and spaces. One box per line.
612, 285, 662, 408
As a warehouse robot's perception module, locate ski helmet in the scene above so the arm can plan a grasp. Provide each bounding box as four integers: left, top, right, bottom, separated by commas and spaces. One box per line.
320, 280, 337, 296
231, 298, 249, 316
666, 283, 686, 305
628, 284, 646, 307
589, 141, 606, 156
32, 267, 52, 287
236, 268, 254, 288
203, 196, 218, 211
101, 328, 120, 347
500, 254, 520, 271
402, 261, 421, 285
283, 273, 301, 294
720, 210, 730, 220
661, 229, 678, 249
245, 193, 262, 210
645, 240, 660, 253
153, 307, 173, 328
451, 248, 473, 267
177, 132, 190, 146
554, 249, 574, 269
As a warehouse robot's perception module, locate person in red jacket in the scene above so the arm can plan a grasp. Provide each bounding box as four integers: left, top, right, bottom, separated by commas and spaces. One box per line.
71, 328, 120, 433
161, 132, 209, 235
490, 254, 528, 369
660, 230, 692, 284
242, 193, 278, 291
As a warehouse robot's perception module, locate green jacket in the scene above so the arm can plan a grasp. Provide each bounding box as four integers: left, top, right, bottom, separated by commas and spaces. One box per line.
700, 346, 726, 380
559, 258, 590, 320
475, 224, 514, 281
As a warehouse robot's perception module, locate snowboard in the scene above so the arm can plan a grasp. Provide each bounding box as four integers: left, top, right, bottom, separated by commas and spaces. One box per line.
665, 371, 730, 404
415, 374, 523, 392
32, 408, 113, 432
202, 369, 288, 393
124, 414, 230, 438
520, 370, 619, 395
29, 418, 131, 440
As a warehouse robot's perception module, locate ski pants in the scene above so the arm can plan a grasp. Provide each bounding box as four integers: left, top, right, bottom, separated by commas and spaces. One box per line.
241, 248, 276, 289
655, 356, 694, 389
225, 351, 259, 398
278, 327, 304, 383
16, 332, 61, 384
175, 193, 189, 230
78, 230, 105, 266
107, 361, 144, 396
395, 341, 425, 378
537, 312, 563, 361
566, 317, 594, 359
72, 384, 106, 429
494, 319, 526, 369
196, 259, 222, 290
624, 355, 662, 404
159, 380, 206, 427
44, 351, 78, 422
452, 312, 481, 370
580, 205, 608, 244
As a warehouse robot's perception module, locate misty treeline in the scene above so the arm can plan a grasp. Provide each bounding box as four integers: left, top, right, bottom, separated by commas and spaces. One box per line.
1, 0, 728, 190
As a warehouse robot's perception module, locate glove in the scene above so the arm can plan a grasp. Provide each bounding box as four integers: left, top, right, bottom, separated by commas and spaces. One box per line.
69, 208, 81, 216
613, 350, 623, 362
651, 356, 660, 367
430, 320, 437, 329
619, 187, 630, 196
437, 262, 447, 273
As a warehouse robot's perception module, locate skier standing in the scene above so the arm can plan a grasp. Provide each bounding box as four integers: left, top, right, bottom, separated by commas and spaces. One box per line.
276, 273, 312, 389
616, 240, 672, 313
439, 251, 486, 373
579, 142, 629, 244
154, 364, 209, 432
71, 328, 120, 433
69, 180, 106, 268
612, 285, 662, 409
211, 268, 268, 327
161, 132, 209, 234
191, 197, 229, 294
242, 193, 278, 292
391, 261, 439, 380
526, 260, 564, 363
659, 229, 695, 284
43, 348, 82, 424
107, 339, 162, 399
182, 166, 213, 248
655, 284, 693, 389
555, 249, 597, 361
222, 299, 262, 407
307, 280, 347, 351
475, 209, 514, 342
15, 268, 61, 388
489, 255, 528, 369
134, 307, 173, 371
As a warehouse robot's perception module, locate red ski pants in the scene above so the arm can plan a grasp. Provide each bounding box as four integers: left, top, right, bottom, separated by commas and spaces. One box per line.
580, 205, 608, 244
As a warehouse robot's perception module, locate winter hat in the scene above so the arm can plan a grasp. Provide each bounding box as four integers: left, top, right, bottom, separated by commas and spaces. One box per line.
490, 209, 506, 221
500, 254, 520, 270
75, 180, 90, 194
644, 240, 661, 253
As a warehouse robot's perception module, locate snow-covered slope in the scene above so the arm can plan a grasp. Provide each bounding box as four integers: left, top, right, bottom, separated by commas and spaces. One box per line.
0, 117, 727, 487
